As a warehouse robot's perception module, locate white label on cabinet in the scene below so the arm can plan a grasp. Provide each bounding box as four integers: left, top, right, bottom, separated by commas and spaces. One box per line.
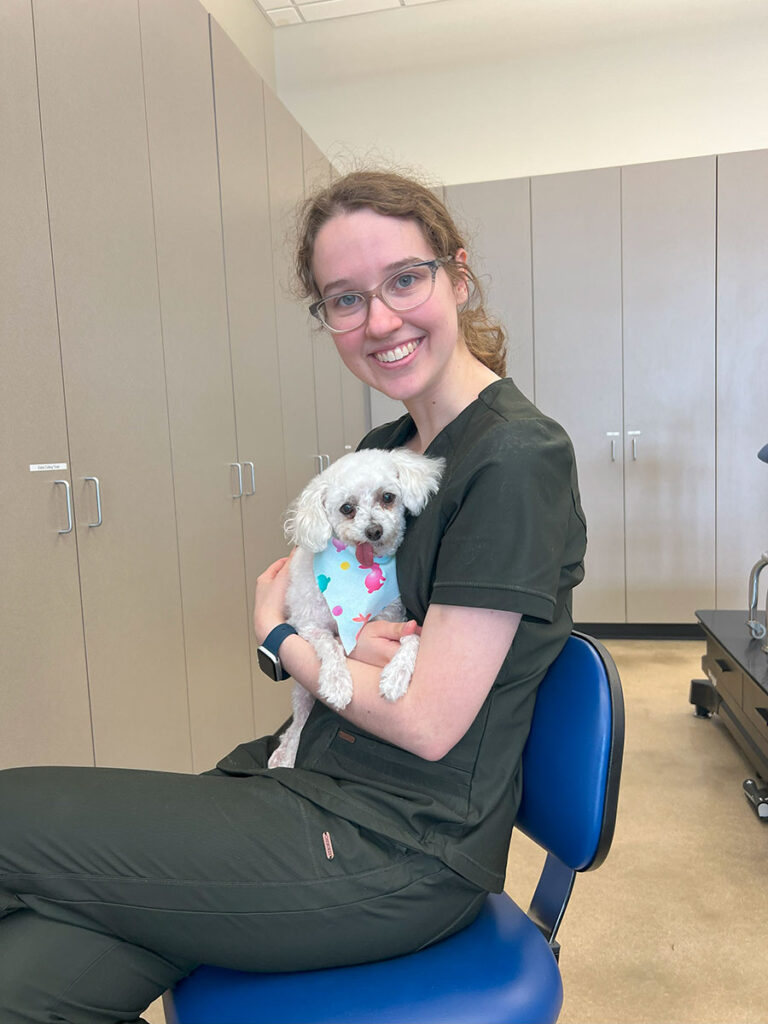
30, 463, 67, 472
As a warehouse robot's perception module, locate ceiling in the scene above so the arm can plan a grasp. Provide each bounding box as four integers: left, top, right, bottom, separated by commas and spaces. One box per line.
254, 0, 452, 28
258, 0, 764, 38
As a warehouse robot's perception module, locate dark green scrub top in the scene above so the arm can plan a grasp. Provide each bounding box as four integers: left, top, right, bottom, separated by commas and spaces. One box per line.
271, 378, 587, 892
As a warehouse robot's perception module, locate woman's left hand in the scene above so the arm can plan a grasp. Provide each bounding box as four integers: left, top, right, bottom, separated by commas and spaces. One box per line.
349, 619, 421, 668
253, 553, 293, 644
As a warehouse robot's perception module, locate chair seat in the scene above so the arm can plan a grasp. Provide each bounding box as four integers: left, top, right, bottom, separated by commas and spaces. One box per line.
166, 892, 563, 1024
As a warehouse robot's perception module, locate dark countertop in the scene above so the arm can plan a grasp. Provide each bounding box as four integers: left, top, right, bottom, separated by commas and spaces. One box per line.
696, 609, 768, 692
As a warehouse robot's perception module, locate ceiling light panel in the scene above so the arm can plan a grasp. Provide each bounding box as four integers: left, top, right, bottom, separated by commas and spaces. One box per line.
255, 0, 451, 27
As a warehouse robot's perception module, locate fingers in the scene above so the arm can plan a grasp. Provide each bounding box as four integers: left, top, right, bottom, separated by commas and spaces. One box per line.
258, 553, 293, 582
374, 619, 421, 640
348, 618, 422, 668
253, 552, 295, 642
400, 619, 421, 637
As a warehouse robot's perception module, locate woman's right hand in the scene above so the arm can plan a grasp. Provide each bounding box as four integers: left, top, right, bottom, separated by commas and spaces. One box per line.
253, 553, 293, 645
349, 619, 421, 669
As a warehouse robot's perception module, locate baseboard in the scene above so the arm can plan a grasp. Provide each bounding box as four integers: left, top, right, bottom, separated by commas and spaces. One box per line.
574, 622, 705, 640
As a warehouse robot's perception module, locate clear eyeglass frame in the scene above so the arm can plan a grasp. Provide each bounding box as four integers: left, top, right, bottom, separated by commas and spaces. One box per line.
309, 256, 454, 334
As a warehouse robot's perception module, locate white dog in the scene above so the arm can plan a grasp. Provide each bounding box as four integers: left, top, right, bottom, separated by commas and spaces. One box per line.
268, 448, 444, 769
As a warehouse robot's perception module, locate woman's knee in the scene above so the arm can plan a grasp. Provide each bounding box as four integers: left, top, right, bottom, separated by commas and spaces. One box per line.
0, 766, 101, 878
0, 910, 187, 1024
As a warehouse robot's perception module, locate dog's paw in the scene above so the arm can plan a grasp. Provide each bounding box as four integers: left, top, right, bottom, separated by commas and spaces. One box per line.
378, 662, 411, 702
318, 676, 354, 710
317, 667, 354, 710
268, 742, 295, 769
379, 634, 419, 702
268, 716, 303, 769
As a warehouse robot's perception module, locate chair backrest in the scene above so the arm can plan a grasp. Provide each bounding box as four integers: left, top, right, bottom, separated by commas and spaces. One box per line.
517, 631, 624, 873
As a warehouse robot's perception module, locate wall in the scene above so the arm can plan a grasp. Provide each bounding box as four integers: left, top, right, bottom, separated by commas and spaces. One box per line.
197, 0, 276, 89
274, 0, 768, 184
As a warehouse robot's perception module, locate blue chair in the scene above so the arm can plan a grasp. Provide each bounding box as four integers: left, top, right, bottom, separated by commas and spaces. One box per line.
164, 631, 624, 1024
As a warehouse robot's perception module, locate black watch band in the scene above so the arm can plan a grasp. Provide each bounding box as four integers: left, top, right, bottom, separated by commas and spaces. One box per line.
257, 623, 298, 682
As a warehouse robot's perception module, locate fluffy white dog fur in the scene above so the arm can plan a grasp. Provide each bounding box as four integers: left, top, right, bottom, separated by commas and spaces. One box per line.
268, 448, 444, 769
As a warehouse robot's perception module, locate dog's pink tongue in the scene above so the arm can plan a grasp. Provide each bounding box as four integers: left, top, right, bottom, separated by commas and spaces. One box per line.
355, 542, 375, 567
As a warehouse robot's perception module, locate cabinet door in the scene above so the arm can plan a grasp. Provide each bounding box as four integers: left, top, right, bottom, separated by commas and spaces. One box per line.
340, 368, 370, 452
300, 138, 369, 455
0, 0, 93, 768
264, 87, 320, 501
302, 132, 346, 464
33, 0, 191, 770
622, 157, 716, 621
139, 0, 255, 772
369, 389, 406, 431
210, 19, 292, 735
531, 169, 625, 622
446, 178, 535, 399
716, 150, 768, 609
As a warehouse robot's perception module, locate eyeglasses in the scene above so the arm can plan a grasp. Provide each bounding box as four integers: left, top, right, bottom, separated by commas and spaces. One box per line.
309, 257, 454, 333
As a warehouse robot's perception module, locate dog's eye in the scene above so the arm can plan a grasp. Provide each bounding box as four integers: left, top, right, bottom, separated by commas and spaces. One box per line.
380, 492, 396, 506
339, 503, 356, 517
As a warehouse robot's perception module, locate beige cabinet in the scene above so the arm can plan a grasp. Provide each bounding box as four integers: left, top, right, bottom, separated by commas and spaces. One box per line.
32, 0, 192, 771
340, 365, 371, 452
0, 0, 94, 769
446, 157, 767, 625
301, 133, 346, 465
139, 0, 256, 772
264, 87, 321, 501
451, 159, 718, 624
446, 178, 535, 400
209, 19, 293, 737
715, 150, 768, 610
299, 134, 369, 455
530, 168, 625, 623
2, 0, 362, 772
621, 156, 716, 622
533, 158, 716, 624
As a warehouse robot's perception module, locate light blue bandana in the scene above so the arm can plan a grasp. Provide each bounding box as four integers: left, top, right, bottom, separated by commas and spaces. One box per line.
313, 538, 400, 654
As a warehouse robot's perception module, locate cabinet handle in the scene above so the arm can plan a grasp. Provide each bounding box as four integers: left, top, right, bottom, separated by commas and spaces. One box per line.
313, 454, 324, 474
321, 454, 330, 470
84, 476, 102, 527
54, 480, 73, 534
230, 462, 243, 499
606, 432, 620, 462
243, 462, 256, 496
627, 430, 642, 460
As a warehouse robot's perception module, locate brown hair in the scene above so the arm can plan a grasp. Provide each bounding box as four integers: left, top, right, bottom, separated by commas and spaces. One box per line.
295, 169, 506, 377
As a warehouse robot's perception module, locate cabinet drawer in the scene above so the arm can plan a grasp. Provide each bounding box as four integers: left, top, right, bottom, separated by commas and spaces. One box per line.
702, 645, 742, 707
742, 674, 768, 743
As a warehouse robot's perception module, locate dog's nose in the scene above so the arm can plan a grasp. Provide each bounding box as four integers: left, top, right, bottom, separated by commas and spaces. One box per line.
365, 524, 383, 542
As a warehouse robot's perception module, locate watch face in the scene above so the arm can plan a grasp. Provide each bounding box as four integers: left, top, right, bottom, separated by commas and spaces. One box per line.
257, 645, 281, 680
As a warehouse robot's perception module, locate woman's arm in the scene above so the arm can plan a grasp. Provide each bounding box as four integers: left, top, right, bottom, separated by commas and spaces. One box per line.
254, 557, 521, 761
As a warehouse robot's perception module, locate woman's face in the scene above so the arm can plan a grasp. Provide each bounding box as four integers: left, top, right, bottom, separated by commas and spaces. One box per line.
310, 208, 468, 405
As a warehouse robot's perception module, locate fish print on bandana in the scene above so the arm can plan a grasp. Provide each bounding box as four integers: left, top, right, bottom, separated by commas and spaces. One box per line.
313, 537, 399, 654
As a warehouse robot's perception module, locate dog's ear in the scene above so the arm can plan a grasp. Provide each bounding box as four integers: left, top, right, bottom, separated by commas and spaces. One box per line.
285, 474, 332, 552
390, 450, 445, 515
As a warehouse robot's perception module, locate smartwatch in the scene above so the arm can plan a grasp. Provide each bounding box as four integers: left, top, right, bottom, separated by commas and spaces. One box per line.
257, 623, 298, 681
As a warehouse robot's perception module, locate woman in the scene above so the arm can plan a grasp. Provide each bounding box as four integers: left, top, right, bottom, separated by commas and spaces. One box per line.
0, 170, 586, 1023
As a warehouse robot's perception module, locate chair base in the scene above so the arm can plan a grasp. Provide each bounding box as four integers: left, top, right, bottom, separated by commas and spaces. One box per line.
164, 892, 563, 1024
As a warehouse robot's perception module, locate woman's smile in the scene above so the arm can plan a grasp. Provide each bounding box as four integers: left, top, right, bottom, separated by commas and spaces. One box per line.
372, 338, 423, 365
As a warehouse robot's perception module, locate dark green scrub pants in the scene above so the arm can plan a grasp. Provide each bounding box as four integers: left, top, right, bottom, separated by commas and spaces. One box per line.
0, 763, 484, 1024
